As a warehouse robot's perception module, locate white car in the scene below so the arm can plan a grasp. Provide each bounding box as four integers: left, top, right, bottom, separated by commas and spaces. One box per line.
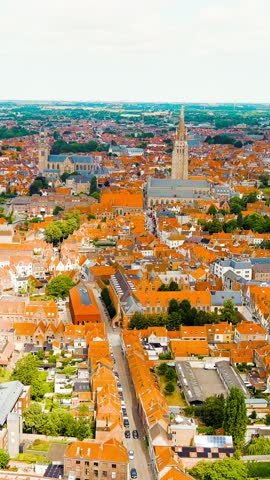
128, 450, 134, 460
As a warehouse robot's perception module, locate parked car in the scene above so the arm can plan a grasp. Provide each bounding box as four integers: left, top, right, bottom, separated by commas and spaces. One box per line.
125, 430, 131, 438
123, 417, 130, 428
128, 450, 134, 460
130, 468, 137, 479
132, 429, 139, 439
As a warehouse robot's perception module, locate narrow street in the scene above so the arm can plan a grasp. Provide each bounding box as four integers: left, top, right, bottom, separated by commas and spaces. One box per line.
92, 285, 155, 480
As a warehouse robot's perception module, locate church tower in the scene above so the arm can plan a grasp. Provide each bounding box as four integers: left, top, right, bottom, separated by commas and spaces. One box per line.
38, 129, 49, 173
171, 106, 188, 180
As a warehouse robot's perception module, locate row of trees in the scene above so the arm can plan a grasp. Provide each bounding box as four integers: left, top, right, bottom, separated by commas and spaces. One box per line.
201, 212, 270, 234
51, 139, 108, 154
44, 210, 81, 245
0, 126, 37, 139
101, 287, 116, 319
158, 281, 179, 291
204, 134, 243, 148
129, 299, 237, 331
24, 402, 93, 440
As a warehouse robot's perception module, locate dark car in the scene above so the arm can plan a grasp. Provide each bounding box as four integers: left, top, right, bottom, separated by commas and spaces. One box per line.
132, 429, 139, 439
130, 468, 137, 479
123, 418, 130, 428
125, 430, 131, 438
122, 408, 127, 416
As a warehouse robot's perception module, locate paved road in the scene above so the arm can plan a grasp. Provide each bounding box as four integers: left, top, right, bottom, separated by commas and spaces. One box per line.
92, 286, 155, 480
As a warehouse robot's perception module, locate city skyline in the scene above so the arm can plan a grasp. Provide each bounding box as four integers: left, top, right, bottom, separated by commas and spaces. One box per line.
1, 0, 269, 103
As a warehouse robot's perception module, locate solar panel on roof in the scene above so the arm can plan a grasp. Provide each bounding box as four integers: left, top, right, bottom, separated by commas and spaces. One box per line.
78, 287, 92, 306
194, 435, 233, 448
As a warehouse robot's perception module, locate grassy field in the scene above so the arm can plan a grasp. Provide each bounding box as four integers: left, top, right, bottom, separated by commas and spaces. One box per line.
15, 453, 48, 463
28, 440, 51, 452
159, 375, 186, 407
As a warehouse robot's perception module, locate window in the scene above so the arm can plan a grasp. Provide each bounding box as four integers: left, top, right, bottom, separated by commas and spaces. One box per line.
94, 471, 98, 478
94, 463, 98, 467
102, 472, 107, 477
76, 461, 80, 465
112, 464, 116, 469
85, 462, 89, 466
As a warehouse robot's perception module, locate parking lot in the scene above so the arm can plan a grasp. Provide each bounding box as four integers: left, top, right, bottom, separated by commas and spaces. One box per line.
192, 367, 227, 399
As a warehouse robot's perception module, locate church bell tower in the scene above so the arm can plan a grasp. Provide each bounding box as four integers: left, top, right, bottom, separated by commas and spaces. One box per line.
171, 106, 189, 180
38, 129, 49, 173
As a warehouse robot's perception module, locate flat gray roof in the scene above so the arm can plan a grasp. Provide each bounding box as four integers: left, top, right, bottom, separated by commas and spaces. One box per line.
176, 361, 204, 404
216, 361, 251, 398
0, 381, 24, 426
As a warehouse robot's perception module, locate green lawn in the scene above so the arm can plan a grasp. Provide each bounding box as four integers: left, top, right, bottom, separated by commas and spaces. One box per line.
15, 453, 48, 463
28, 440, 50, 452
159, 375, 186, 407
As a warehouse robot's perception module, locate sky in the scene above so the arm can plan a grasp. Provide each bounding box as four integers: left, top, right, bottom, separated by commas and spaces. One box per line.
0, 0, 269, 103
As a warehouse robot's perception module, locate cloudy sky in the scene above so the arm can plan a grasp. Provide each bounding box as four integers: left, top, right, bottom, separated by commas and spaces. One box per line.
0, 0, 269, 102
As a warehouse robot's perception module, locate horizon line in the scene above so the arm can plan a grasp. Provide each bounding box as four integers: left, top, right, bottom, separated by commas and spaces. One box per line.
0, 99, 270, 106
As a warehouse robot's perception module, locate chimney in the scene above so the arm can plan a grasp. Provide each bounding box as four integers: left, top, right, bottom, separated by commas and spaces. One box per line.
76, 447, 80, 456
87, 448, 91, 456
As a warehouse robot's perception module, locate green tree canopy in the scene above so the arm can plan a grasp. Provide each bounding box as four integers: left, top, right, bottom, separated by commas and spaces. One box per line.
12, 355, 46, 400
29, 176, 49, 195
44, 222, 63, 244
189, 458, 248, 480
246, 436, 270, 455
207, 205, 218, 216
0, 449, 10, 469
199, 394, 225, 429
53, 205, 64, 216
223, 387, 247, 450
220, 300, 237, 324
46, 275, 75, 299
90, 176, 98, 195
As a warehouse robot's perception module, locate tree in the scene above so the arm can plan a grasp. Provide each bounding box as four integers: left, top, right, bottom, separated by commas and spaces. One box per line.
91, 191, 100, 201
223, 387, 247, 450
29, 176, 48, 195
157, 363, 168, 376
0, 449, 10, 469
12, 354, 40, 386
24, 402, 47, 433
44, 223, 63, 244
165, 382, 175, 394
47, 275, 75, 299
200, 395, 225, 429
60, 171, 71, 183
90, 176, 98, 195
237, 212, 243, 229
207, 205, 217, 216
223, 219, 238, 233
189, 458, 248, 480
259, 239, 270, 250
53, 205, 64, 216
12, 354, 47, 401
220, 300, 237, 324
168, 299, 180, 314
165, 367, 177, 381
265, 413, 270, 425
